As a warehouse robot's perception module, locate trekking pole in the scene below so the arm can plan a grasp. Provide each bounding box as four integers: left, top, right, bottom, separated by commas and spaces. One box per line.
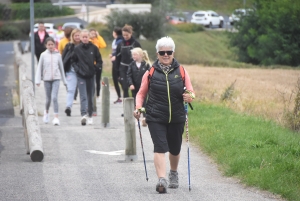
137, 112, 149, 181
185, 103, 191, 191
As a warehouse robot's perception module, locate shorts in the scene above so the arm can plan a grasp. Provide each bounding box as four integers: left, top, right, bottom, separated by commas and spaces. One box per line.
147, 121, 185, 155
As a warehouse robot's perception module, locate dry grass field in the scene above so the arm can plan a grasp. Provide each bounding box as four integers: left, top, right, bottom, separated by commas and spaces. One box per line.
184, 65, 300, 124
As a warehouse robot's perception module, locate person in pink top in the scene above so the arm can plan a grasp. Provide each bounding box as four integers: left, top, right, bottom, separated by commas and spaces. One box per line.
133, 36, 195, 194
34, 22, 49, 62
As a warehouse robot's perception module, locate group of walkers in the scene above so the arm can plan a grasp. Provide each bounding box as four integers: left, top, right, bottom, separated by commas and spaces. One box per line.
33, 21, 196, 194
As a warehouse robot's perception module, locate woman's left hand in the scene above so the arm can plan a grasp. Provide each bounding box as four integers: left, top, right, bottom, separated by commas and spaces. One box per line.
183, 93, 193, 103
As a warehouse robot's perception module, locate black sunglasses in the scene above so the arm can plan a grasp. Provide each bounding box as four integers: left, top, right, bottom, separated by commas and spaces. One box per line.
158, 51, 173, 56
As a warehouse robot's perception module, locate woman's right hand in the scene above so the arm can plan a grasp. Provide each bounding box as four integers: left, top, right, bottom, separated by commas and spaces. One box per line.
133, 109, 141, 119
129, 85, 135, 90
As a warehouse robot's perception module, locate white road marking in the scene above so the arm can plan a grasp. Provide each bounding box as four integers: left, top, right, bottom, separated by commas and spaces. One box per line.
85, 150, 125, 155
6, 51, 14, 54
0, 64, 5, 67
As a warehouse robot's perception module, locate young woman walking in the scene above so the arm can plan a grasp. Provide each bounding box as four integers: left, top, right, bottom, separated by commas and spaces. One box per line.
35, 37, 67, 125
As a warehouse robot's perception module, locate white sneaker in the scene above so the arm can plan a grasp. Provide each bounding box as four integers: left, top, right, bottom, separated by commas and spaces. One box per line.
87, 117, 93, 125
43, 111, 49, 124
97, 96, 100, 102
81, 115, 87, 126
52, 117, 60, 126
73, 100, 78, 104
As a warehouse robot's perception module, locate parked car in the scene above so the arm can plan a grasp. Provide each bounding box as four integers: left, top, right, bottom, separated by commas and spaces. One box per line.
229, 8, 253, 25
62, 22, 84, 30
29, 23, 58, 38
190, 10, 224, 28
166, 16, 187, 24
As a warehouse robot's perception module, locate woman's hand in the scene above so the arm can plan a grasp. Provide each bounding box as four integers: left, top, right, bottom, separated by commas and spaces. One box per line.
183, 93, 193, 103
110, 56, 116, 61
133, 109, 141, 119
36, 84, 40, 87
129, 85, 135, 90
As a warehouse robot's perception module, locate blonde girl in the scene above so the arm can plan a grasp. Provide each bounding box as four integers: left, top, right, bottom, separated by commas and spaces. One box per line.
127, 47, 151, 126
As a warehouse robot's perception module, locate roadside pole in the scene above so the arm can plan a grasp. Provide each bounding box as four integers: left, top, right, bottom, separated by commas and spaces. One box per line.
86, 0, 89, 23
30, 0, 35, 92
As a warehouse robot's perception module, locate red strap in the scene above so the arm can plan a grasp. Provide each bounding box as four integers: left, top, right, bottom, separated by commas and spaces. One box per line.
148, 65, 185, 81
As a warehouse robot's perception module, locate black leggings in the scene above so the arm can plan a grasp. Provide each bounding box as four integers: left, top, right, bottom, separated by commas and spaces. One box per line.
119, 66, 129, 98
95, 70, 102, 97
112, 62, 121, 98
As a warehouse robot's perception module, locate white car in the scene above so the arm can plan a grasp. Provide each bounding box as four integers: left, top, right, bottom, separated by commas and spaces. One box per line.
229, 9, 253, 25
29, 23, 58, 38
62, 22, 84, 30
191, 10, 224, 28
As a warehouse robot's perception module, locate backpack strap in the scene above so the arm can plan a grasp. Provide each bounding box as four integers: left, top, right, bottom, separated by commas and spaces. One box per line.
179, 65, 185, 83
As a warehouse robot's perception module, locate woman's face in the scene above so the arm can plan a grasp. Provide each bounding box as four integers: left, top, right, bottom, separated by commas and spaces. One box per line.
73, 32, 81, 43
81, 32, 89, 44
157, 46, 174, 66
122, 31, 132, 41
46, 40, 55, 52
90, 30, 97, 39
132, 52, 142, 62
112, 31, 117, 39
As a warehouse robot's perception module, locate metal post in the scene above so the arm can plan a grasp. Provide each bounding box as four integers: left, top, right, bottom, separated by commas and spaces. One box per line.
30, 0, 35, 92
86, 0, 89, 23
124, 98, 137, 162
59, 0, 62, 10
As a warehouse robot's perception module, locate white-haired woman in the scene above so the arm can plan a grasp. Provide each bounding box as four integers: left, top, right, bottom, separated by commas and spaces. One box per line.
133, 36, 195, 193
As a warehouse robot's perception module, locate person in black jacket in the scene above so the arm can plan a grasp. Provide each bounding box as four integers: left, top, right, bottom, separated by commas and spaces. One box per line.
72, 29, 103, 126
61, 28, 81, 117
34, 22, 49, 62
127, 47, 150, 126
115, 24, 141, 99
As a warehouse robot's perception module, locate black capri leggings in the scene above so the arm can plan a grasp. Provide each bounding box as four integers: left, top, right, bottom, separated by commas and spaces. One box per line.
147, 121, 185, 156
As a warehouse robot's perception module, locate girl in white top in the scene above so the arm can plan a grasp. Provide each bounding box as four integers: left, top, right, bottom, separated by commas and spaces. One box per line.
35, 37, 67, 126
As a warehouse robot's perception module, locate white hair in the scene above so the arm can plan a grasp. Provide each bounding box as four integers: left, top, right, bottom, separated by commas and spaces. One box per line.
155, 36, 175, 52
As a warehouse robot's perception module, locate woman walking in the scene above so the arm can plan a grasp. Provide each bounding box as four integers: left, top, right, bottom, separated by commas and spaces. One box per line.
110, 27, 123, 104
35, 37, 67, 125
115, 24, 141, 99
62, 28, 81, 117
133, 36, 195, 193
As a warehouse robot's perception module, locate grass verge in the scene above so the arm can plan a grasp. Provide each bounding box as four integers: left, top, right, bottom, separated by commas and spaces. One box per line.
189, 102, 300, 200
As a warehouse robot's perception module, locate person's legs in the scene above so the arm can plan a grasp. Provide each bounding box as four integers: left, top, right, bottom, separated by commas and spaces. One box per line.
77, 76, 88, 116
74, 86, 78, 101
65, 71, 77, 113
119, 67, 129, 98
112, 62, 121, 100
95, 69, 102, 97
43, 81, 52, 112
86, 77, 95, 117
51, 80, 60, 116
166, 122, 184, 188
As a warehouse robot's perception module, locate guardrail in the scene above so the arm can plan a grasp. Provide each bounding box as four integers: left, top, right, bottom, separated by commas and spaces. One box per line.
14, 41, 44, 162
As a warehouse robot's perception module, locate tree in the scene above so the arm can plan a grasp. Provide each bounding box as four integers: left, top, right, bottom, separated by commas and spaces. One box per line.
229, 0, 300, 66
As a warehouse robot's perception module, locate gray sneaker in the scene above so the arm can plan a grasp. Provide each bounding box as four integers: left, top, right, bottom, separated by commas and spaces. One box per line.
156, 177, 168, 193
168, 170, 179, 188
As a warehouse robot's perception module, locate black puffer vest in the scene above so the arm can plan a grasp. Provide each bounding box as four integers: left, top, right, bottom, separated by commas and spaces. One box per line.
146, 59, 185, 123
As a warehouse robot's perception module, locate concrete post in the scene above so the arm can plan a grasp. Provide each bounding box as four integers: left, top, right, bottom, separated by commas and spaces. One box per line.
123, 97, 137, 162
101, 77, 110, 127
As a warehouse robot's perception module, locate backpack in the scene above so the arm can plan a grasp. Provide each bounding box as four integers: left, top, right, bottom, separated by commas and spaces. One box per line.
148, 65, 185, 83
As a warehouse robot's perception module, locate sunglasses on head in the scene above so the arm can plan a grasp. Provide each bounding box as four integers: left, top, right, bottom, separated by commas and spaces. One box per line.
158, 51, 173, 56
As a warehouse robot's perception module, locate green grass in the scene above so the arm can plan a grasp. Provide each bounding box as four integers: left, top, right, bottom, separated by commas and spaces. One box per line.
189, 102, 300, 200
140, 31, 254, 67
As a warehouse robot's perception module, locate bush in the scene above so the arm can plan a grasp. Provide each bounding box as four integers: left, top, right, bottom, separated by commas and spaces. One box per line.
0, 25, 20, 40
172, 23, 204, 33
105, 10, 165, 40
229, 0, 300, 66
9, 3, 74, 20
